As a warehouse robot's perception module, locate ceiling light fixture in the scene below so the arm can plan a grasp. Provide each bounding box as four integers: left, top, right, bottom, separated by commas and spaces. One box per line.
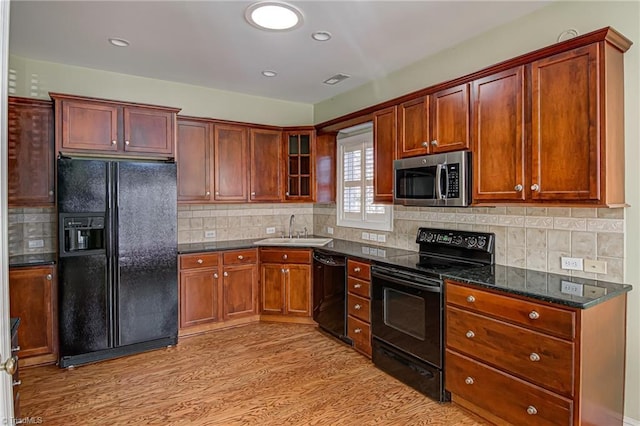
262, 70, 278, 77
245, 1, 303, 31
108, 38, 130, 47
323, 73, 350, 85
311, 31, 332, 42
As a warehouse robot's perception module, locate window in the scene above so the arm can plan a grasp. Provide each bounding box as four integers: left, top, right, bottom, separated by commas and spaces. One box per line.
337, 129, 393, 231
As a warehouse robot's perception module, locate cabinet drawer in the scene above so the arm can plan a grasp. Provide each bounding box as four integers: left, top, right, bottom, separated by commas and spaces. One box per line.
347, 294, 370, 323
223, 249, 257, 265
348, 316, 371, 357
446, 281, 576, 340
447, 306, 574, 396
447, 350, 572, 426
347, 259, 370, 281
180, 253, 219, 269
260, 248, 311, 264
347, 277, 370, 298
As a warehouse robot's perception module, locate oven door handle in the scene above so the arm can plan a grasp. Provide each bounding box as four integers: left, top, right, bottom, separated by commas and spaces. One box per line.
372, 271, 442, 293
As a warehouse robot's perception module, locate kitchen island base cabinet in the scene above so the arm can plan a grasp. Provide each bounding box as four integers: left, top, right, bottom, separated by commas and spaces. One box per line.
445, 280, 627, 426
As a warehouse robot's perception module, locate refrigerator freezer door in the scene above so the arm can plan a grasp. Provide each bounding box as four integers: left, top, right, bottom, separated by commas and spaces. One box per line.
57, 158, 109, 213
115, 161, 178, 346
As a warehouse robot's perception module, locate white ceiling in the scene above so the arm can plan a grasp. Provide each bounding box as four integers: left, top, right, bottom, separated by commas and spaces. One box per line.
9, 1, 550, 104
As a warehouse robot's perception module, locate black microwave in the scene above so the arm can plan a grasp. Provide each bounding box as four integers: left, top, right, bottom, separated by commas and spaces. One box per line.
393, 151, 471, 207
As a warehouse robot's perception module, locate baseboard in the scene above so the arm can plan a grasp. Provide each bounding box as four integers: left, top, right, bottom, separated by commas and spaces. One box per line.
625, 416, 640, 426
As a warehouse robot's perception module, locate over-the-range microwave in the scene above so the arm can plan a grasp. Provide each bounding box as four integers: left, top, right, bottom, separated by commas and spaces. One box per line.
393, 151, 471, 207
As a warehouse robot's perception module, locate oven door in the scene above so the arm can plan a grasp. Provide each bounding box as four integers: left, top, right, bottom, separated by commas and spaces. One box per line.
371, 265, 443, 368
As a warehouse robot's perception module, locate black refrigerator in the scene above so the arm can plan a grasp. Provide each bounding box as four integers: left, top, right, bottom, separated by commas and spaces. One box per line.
57, 157, 178, 367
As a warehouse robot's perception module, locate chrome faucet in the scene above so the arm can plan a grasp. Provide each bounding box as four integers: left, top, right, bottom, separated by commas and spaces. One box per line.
288, 214, 295, 239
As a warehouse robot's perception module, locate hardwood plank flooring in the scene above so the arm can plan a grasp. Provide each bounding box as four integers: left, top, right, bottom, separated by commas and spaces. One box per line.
20, 323, 489, 425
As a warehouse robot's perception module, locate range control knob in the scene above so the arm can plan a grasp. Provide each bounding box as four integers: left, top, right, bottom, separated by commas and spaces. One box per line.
477, 237, 487, 248
467, 237, 477, 248
425, 232, 434, 242
452, 236, 463, 245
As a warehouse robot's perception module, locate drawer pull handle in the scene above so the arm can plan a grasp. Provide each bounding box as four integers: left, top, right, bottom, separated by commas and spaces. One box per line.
354, 283, 362, 289
11, 346, 20, 352
197, 259, 204, 264
12, 380, 21, 387
282, 254, 288, 260
354, 304, 362, 310
466, 295, 475, 303
465, 377, 474, 385
527, 406, 538, 415
529, 352, 541, 362
237, 255, 244, 260
354, 267, 361, 273
354, 328, 362, 334
529, 310, 540, 320
465, 330, 475, 339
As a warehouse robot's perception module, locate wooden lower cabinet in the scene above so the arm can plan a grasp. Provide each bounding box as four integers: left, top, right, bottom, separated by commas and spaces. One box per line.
179, 249, 258, 336
8, 265, 57, 367
346, 259, 372, 358
445, 280, 627, 426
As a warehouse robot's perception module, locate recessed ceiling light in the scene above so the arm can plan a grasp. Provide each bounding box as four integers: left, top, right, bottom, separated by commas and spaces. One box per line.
108, 38, 130, 47
245, 1, 303, 31
311, 31, 332, 42
262, 70, 278, 77
323, 73, 350, 85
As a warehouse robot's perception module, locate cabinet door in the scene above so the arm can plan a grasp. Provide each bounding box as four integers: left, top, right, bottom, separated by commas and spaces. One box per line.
285, 131, 314, 201
430, 83, 470, 153
260, 264, 285, 314
397, 97, 430, 158
472, 67, 526, 202
177, 120, 213, 202
60, 100, 118, 152
222, 264, 258, 320
9, 266, 56, 359
314, 133, 337, 203
7, 98, 55, 207
531, 45, 599, 201
286, 264, 311, 317
123, 107, 175, 156
179, 268, 220, 328
249, 128, 283, 202
214, 124, 248, 201
373, 106, 397, 203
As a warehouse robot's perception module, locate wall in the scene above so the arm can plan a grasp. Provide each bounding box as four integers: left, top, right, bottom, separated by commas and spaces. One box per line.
177, 203, 313, 244
8, 207, 55, 256
315, 1, 640, 420
7, 55, 313, 127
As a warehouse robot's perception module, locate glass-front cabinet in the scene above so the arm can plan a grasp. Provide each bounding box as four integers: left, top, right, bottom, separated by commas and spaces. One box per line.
284, 130, 314, 201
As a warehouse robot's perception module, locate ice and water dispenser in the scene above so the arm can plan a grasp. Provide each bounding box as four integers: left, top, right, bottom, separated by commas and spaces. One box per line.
60, 214, 105, 256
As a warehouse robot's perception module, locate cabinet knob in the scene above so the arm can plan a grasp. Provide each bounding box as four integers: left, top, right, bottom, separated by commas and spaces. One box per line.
111, 140, 117, 145
527, 406, 538, 416
465, 330, 475, 339
531, 183, 540, 192
514, 184, 523, 192
528, 310, 540, 320
354, 283, 362, 289
49, 190, 54, 196
205, 191, 211, 196
465, 377, 474, 385
213, 273, 218, 279
215, 191, 219, 196
354, 328, 362, 334
529, 352, 541, 362
430, 140, 438, 146
11, 346, 20, 352
223, 272, 229, 277
421, 141, 429, 148
285, 192, 290, 196
281, 268, 286, 273
237, 255, 244, 260
125, 140, 130, 146
12, 380, 21, 387
197, 259, 203, 264
354, 267, 361, 273
282, 254, 288, 260
46, 274, 52, 280
466, 295, 475, 303
251, 192, 256, 196
354, 304, 362, 310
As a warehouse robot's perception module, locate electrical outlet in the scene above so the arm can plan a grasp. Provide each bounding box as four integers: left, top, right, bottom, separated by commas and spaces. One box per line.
28, 239, 44, 248
561, 256, 583, 271
561, 280, 583, 296
266, 227, 276, 234
377, 234, 386, 243
584, 259, 607, 274
327, 227, 334, 235
362, 232, 369, 240
204, 230, 216, 239
367, 233, 376, 241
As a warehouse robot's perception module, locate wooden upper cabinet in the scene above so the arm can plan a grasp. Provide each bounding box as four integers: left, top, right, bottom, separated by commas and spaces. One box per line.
214, 124, 248, 202
284, 130, 314, 201
177, 119, 213, 203
429, 83, 470, 153
373, 106, 397, 203
472, 67, 526, 202
397, 97, 430, 158
315, 132, 337, 203
51, 93, 179, 158
249, 128, 283, 202
7, 97, 55, 207
531, 45, 599, 202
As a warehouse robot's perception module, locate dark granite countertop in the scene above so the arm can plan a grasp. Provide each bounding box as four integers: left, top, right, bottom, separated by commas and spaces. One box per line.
10, 317, 19, 337
9, 252, 57, 268
441, 264, 632, 309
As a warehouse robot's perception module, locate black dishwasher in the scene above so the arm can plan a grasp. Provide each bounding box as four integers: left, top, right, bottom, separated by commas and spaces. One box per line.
312, 250, 349, 344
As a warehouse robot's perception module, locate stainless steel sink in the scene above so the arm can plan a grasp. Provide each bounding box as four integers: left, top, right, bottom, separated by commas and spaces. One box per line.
253, 237, 333, 247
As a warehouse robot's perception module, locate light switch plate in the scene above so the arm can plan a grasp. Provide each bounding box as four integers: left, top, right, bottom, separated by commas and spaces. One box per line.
561, 257, 583, 271
204, 230, 216, 239
266, 227, 276, 234
584, 259, 607, 274
362, 232, 369, 240
327, 227, 334, 235
28, 239, 44, 248
377, 234, 386, 243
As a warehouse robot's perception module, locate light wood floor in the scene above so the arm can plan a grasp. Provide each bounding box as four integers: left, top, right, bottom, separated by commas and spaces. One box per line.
20, 323, 489, 425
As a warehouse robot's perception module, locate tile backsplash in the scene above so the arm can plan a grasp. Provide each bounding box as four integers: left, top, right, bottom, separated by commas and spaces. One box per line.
314, 204, 626, 283
8, 207, 56, 255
